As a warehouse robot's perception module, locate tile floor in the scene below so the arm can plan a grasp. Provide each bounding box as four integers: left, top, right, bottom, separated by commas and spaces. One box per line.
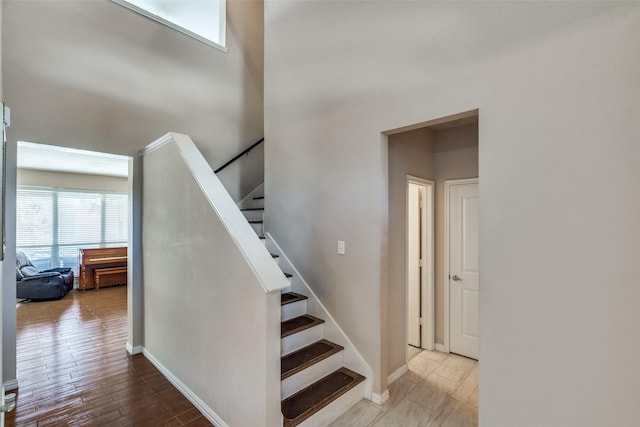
329, 349, 478, 427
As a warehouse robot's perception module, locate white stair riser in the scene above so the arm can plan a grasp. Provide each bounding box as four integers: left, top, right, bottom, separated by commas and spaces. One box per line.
281, 325, 324, 356
281, 300, 307, 321
295, 381, 366, 427
241, 210, 264, 221
281, 351, 343, 399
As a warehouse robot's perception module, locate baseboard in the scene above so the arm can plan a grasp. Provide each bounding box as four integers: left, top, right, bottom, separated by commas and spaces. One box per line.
371, 389, 389, 405
142, 348, 229, 427
3, 379, 18, 392
435, 343, 447, 353
126, 343, 143, 355
387, 364, 408, 385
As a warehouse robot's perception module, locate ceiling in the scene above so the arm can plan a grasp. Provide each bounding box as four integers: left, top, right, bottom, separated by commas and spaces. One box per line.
17, 141, 130, 177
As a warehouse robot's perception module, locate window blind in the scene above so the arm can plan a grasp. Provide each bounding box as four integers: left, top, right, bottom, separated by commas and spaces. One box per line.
17, 187, 128, 275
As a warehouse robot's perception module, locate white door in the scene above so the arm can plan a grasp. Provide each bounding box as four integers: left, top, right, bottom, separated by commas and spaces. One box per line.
407, 184, 421, 347
449, 180, 479, 359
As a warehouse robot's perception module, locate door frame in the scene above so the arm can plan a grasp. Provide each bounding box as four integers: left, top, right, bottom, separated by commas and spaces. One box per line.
443, 177, 479, 353
405, 175, 434, 362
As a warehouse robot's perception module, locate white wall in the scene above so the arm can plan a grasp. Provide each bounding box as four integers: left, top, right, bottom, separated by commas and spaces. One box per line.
142, 134, 284, 426
4, 0, 264, 202
265, 1, 640, 424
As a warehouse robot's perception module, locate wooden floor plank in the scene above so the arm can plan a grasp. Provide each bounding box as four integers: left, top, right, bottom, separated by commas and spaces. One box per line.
4, 287, 214, 427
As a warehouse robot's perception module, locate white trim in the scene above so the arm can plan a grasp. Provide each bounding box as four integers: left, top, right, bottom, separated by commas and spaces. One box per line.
435, 343, 447, 353
265, 232, 373, 400
140, 132, 173, 156
383, 109, 479, 136
387, 364, 408, 385
142, 348, 229, 427
111, 0, 227, 52
405, 176, 435, 365
126, 343, 143, 355
371, 390, 390, 405
444, 178, 478, 354
3, 379, 18, 392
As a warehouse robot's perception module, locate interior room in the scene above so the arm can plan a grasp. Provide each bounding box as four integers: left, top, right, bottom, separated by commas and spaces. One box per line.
15, 142, 130, 295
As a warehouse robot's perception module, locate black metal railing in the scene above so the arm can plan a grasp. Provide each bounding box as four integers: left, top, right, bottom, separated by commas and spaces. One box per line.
214, 137, 264, 174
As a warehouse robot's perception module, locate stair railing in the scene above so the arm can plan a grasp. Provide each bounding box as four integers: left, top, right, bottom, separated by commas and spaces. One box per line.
214, 137, 264, 174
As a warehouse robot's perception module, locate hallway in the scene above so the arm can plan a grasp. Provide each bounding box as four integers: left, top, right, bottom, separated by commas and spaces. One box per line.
5, 286, 213, 426
330, 350, 478, 426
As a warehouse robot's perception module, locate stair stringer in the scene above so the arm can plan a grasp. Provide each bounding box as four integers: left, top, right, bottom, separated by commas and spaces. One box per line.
265, 233, 373, 402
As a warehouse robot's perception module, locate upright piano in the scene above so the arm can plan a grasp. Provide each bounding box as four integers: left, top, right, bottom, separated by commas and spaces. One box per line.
79, 247, 128, 290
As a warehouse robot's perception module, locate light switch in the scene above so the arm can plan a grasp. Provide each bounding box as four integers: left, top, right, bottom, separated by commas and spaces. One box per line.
337, 241, 346, 255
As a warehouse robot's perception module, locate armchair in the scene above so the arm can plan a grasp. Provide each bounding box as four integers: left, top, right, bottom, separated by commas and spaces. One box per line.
16, 251, 74, 300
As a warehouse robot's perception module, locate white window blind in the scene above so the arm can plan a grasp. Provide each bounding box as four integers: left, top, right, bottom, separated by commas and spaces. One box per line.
17, 187, 128, 275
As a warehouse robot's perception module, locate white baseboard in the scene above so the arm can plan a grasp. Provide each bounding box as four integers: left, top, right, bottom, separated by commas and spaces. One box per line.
3, 379, 18, 392
126, 343, 143, 355
435, 343, 447, 353
371, 389, 389, 405
387, 364, 408, 385
142, 348, 228, 427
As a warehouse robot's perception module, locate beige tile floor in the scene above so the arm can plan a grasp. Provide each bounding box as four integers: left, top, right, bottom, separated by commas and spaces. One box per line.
329, 349, 478, 427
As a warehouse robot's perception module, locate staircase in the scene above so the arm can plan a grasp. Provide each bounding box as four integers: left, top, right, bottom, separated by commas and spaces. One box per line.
240, 191, 367, 427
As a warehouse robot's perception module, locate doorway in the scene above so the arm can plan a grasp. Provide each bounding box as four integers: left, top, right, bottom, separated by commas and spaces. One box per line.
9, 141, 133, 391
406, 177, 434, 359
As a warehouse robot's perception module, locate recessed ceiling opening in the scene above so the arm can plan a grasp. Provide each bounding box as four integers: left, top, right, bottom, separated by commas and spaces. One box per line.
17, 141, 130, 177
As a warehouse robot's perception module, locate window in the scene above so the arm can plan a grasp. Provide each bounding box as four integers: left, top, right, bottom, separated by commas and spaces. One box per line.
17, 187, 128, 276
113, 0, 226, 50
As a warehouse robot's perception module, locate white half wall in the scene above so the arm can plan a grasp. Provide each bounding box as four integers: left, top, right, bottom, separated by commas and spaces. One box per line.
142, 133, 285, 426
265, 2, 640, 424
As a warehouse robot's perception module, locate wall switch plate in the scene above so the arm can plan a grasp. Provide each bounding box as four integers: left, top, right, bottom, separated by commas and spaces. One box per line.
337, 240, 345, 255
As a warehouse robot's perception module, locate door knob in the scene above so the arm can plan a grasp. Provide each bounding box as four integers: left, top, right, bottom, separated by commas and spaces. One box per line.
452, 275, 462, 281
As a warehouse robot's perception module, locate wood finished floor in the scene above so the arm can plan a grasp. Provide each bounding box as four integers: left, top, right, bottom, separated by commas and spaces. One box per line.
5, 286, 213, 427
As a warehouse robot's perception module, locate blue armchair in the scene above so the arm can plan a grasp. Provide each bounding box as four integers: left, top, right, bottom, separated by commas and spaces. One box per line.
16, 251, 74, 300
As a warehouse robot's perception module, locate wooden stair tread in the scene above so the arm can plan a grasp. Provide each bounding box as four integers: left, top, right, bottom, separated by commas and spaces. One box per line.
281, 315, 324, 338
248, 220, 263, 224
281, 339, 343, 380
281, 367, 365, 427
280, 292, 307, 306
240, 207, 264, 211
253, 196, 264, 200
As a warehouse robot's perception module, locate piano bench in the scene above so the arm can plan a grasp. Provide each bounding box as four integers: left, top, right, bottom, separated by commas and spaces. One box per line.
94, 266, 128, 289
